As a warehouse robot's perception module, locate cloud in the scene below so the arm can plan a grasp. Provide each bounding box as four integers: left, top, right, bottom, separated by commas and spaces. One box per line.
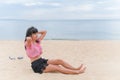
0, 0, 120, 20
105, 7, 120, 11
100, 1, 120, 11
0, 0, 61, 7
96, 1, 107, 4
24, 2, 61, 7
0, 0, 30, 4
64, 4, 94, 12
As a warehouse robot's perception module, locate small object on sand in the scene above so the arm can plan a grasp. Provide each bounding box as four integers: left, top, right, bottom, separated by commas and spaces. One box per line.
17, 56, 24, 60
9, 56, 16, 60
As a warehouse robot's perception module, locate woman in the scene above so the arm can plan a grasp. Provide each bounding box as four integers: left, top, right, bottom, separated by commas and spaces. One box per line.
24, 26, 86, 74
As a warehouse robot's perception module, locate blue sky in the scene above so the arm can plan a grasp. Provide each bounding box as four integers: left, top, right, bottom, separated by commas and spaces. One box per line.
0, 0, 120, 20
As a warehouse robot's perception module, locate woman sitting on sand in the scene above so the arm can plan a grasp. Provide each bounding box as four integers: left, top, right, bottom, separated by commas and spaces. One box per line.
24, 27, 86, 74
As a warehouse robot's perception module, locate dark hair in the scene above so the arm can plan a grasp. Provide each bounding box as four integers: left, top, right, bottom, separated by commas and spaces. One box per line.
24, 26, 39, 49
25, 26, 38, 37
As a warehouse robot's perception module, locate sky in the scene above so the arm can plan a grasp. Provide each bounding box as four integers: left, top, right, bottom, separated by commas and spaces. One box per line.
0, 0, 120, 20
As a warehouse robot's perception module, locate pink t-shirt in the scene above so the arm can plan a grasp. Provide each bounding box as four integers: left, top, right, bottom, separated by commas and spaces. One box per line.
25, 41, 42, 59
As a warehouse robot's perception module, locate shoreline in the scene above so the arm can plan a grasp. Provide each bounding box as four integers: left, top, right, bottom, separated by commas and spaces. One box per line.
1, 39, 120, 41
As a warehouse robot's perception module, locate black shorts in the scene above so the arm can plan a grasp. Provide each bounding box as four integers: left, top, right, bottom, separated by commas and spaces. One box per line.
31, 57, 49, 74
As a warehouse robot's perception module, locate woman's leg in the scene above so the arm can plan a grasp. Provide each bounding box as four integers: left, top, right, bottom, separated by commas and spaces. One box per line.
47, 59, 83, 70
43, 64, 86, 74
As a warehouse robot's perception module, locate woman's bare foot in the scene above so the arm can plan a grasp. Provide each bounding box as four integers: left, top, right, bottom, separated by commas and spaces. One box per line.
76, 64, 83, 70
77, 66, 86, 74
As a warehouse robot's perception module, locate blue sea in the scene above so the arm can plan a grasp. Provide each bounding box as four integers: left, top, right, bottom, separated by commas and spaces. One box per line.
0, 19, 120, 40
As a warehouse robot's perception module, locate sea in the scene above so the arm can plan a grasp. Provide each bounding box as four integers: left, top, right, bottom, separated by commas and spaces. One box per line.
0, 19, 120, 40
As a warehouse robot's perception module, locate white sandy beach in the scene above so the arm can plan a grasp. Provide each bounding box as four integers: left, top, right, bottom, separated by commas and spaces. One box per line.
0, 40, 120, 80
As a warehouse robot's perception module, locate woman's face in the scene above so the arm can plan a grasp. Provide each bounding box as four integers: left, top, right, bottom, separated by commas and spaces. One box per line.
31, 33, 38, 41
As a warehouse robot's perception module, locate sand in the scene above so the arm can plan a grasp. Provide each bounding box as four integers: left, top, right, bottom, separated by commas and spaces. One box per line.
0, 40, 120, 80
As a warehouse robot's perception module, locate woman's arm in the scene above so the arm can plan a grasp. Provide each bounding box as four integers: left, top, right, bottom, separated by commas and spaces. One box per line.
25, 37, 32, 47
37, 30, 47, 40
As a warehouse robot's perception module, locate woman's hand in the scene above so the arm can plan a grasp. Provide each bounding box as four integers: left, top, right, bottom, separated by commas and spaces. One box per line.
26, 37, 32, 41
25, 37, 32, 47
38, 30, 47, 40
